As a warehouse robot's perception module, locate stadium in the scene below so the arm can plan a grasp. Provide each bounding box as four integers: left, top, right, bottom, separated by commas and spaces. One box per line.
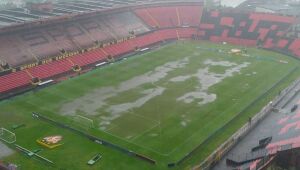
1, 0, 300, 170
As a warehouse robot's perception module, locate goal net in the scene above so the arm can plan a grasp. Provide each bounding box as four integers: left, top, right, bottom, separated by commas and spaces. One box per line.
0, 128, 16, 144
72, 115, 94, 130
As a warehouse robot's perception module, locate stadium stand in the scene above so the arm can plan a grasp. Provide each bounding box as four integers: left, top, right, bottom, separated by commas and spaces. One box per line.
177, 28, 198, 38
196, 9, 300, 58
2, 3, 300, 99
0, 28, 179, 94
198, 10, 296, 46
28, 59, 74, 80
103, 40, 134, 57
101, 12, 150, 38
44, 27, 77, 53
289, 39, 300, 57
134, 5, 203, 28
0, 35, 35, 67
131, 31, 162, 48
0, 71, 31, 93
0, 11, 149, 68
69, 49, 107, 67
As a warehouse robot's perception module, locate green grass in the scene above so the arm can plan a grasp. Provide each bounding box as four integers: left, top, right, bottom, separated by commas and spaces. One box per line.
0, 40, 300, 170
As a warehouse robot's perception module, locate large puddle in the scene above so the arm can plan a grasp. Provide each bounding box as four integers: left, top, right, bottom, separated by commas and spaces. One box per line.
60, 57, 190, 117
174, 59, 250, 105
0, 141, 13, 159
60, 57, 250, 129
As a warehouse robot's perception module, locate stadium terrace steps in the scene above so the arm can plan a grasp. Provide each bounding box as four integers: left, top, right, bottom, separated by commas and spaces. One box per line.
103, 41, 135, 57
0, 36, 34, 67
0, 71, 31, 93
1, 5, 299, 69
70, 50, 107, 67
148, 7, 179, 27
44, 29, 77, 53
2, 6, 300, 95
131, 32, 161, 47
210, 36, 257, 46
228, 136, 300, 168
134, 9, 159, 28
0, 28, 184, 94
249, 13, 297, 24
134, 6, 203, 28
197, 9, 300, 57
79, 20, 112, 43
177, 28, 198, 38
29, 60, 74, 80
0, 11, 150, 68
103, 12, 150, 38
178, 6, 203, 26
64, 23, 95, 49
289, 39, 300, 56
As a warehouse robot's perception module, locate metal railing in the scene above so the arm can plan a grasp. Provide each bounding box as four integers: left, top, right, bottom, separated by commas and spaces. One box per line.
193, 76, 300, 170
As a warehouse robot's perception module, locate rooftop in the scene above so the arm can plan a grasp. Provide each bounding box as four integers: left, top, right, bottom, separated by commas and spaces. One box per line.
0, 0, 202, 29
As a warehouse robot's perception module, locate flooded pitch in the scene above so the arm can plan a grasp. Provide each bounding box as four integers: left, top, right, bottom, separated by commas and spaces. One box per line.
60, 56, 250, 130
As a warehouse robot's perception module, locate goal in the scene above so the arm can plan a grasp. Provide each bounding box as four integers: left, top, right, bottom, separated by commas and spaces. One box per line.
0, 128, 16, 144
72, 115, 94, 129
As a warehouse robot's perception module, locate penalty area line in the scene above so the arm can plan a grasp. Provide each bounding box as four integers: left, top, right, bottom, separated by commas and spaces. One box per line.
101, 126, 169, 156
130, 123, 160, 142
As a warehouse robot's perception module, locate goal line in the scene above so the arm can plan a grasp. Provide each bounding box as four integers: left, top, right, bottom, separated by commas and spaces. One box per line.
0, 128, 16, 144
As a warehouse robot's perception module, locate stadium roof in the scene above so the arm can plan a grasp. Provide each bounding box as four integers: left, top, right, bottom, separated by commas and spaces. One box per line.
0, 0, 202, 29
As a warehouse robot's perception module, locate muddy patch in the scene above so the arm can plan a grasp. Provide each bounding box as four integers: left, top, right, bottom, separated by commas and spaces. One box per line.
174, 59, 250, 105
0, 141, 13, 159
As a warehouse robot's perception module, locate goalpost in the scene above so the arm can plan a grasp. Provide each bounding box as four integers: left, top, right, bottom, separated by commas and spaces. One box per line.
72, 115, 94, 130
0, 128, 16, 144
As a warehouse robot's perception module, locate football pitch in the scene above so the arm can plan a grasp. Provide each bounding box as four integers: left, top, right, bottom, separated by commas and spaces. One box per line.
1, 40, 300, 170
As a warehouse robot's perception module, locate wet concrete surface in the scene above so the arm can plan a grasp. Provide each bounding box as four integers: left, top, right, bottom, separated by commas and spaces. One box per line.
213, 80, 300, 170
